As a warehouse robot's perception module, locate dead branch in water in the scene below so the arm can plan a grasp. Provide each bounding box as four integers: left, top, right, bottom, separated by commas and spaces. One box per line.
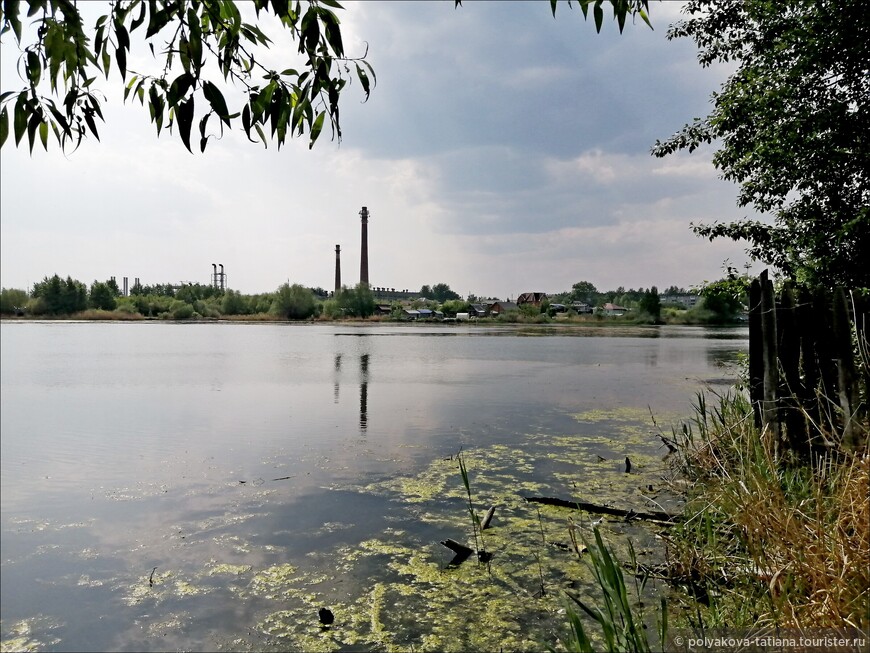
523, 496, 679, 525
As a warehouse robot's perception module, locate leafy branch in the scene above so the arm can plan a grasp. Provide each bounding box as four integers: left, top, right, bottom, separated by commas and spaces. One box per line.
0, 0, 375, 153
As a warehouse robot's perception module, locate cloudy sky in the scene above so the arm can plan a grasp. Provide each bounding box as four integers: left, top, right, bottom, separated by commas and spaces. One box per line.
0, 1, 760, 299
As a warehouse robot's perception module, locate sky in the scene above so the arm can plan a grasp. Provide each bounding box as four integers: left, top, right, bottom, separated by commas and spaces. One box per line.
0, 1, 763, 300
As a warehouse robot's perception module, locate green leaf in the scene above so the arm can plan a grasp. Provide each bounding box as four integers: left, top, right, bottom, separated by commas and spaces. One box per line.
319, 8, 344, 57
39, 120, 48, 150
639, 6, 652, 30
26, 50, 41, 86
27, 0, 44, 18
116, 46, 127, 80
27, 112, 40, 153
241, 103, 253, 140
115, 21, 130, 50
130, 0, 146, 31
593, 1, 603, 32
3, 0, 22, 42
202, 81, 230, 125
0, 106, 8, 148
167, 72, 194, 107
83, 110, 99, 141
179, 35, 190, 73
550, 0, 557, 18
355, 64, 370, 99
146, 1, 172, 38
13, 92, 27, 145
176, 96, 195, 152
46, 102, 70, 133
198, 112, 210, 141
253, 122, 267, 148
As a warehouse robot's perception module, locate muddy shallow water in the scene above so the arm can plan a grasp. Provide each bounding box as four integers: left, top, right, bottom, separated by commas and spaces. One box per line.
0, 322, 747, 652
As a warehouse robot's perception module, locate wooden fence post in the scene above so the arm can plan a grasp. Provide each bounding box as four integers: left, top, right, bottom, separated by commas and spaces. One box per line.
778, 284, 808, 457
833, 288, 861, 449
749, 278, 763, 428
759, 270, 780, 445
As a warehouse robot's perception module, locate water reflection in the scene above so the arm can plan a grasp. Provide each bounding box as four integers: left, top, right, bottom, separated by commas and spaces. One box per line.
360, 353, 369, 433
331, 348, 370, 433
333, 353, 341, 403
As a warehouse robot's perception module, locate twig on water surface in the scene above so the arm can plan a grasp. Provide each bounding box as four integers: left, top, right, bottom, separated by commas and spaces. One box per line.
149, 566, 158, 587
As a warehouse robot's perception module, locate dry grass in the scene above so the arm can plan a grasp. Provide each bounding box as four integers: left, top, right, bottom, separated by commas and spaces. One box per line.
74, 309, 144, 320
666, 391, 869, 631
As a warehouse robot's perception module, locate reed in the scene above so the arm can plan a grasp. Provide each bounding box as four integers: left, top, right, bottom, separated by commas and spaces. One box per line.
560, 527, 667, 653
457, 450, 488, 563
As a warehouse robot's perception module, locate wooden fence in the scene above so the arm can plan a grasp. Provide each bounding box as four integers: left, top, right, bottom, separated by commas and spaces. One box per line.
748, 270, 869, 456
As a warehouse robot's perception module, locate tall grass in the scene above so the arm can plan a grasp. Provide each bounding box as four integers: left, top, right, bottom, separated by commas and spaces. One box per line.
560, 528, 667, 653
666, 390, 870, 631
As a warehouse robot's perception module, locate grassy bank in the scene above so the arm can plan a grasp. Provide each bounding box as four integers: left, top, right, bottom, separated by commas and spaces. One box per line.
564, 390, 868, 651
665, 391, 868, 631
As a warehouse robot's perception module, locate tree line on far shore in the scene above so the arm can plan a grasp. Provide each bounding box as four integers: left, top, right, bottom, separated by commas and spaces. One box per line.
0, 272, 747, 324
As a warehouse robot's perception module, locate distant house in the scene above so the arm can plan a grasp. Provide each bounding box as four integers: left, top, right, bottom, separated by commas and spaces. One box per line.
402, 309, 421, 320
375, 304, 393, 316
601, 303, 629, 316
469, 303, 489, 318
661, 294, 699, 309
549, 303, 567, 313
417, 308, 435, 320
571, 302, 594, 314
489, 301, 518, 315
517, 292, 548, 306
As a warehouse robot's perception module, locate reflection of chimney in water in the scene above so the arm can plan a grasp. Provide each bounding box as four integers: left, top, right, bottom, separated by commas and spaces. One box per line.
359, 353, 369, 433
333, 353, 342, 403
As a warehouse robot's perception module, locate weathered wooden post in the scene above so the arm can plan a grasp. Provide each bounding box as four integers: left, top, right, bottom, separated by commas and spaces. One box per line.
749, 277, 764, 428
833, 288, 861, 449
815, 288, 839, 433
759, 270, 780, 445
778, 284, 807, 457
796, 286, 819, 435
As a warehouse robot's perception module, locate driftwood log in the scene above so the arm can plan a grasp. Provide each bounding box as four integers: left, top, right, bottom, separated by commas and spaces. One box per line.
481, 506, 496, 530
440, 538, 474, 566
523, 496, 679, 525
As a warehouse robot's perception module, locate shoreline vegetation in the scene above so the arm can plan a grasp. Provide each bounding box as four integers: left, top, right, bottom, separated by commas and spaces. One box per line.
0, 273, 749, 326
0, 311, 743, 326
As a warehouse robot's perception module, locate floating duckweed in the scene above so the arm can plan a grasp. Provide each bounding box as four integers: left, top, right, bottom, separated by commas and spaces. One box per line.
121, 569, 174, 606
0, 618, 62, 653
313, 521, 354, 535
249, 563, 300, 599
571, 407, 655, 423
258, 609, 343, 653
77, 574, 104, 587
206, 562, 253, 576
175, 580, 209, 597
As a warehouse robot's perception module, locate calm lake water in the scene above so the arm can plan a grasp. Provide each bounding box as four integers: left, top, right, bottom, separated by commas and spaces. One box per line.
0, 322, 747, 652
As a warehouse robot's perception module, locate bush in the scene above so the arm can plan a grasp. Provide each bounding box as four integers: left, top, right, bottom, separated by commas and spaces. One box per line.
0, 288, 29, 315
170, 300, 194, 319
271, 283, 317, 320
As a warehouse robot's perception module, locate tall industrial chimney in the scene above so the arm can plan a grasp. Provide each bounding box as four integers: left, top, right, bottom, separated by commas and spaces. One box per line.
334, 244, 341, 294
219, 264, 225, 291
359, 206, 369, 285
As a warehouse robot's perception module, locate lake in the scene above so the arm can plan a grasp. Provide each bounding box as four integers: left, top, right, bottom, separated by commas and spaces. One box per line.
0, 321, 748, 652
